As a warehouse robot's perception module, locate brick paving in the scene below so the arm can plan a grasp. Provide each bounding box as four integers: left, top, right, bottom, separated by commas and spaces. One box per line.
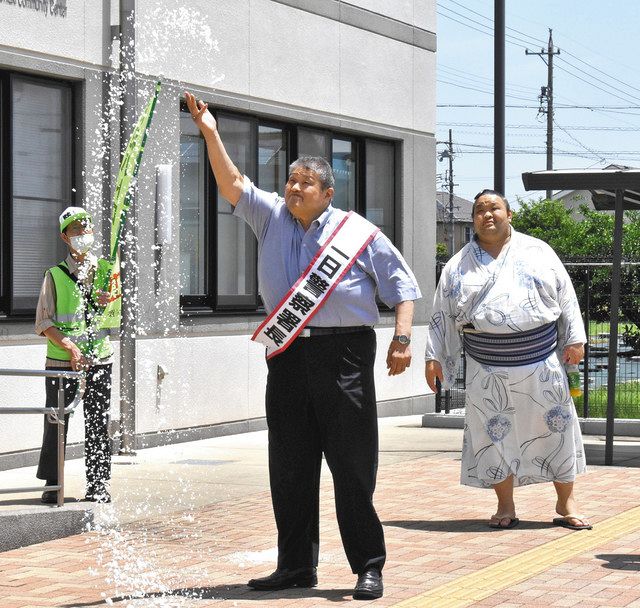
1, 453, 640, 607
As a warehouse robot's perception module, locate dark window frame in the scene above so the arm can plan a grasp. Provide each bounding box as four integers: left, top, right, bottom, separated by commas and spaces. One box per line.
214, 110, 259, 311
179, 105, 399, 316
178, 105, 213, 311
0, 71, 76, 319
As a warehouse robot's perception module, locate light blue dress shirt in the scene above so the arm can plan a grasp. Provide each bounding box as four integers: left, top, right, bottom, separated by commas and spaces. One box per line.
233, 179, 421, 327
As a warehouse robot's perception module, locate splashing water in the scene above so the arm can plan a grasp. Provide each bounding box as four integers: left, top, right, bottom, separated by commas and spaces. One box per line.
80, 4, 226, 603
136, 4, 224, 87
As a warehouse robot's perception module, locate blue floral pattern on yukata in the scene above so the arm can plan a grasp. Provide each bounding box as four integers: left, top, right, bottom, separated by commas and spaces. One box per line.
486, 415, 512, 443
545, 406, 573, 433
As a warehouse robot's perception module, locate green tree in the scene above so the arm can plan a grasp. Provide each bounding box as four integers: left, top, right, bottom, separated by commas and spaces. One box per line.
513, 197, 640, 328
436, 242, 450, 261
512, 198, 581, 256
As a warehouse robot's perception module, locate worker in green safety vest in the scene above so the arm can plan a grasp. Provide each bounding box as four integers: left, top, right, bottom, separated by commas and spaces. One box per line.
35, 206, 115, 504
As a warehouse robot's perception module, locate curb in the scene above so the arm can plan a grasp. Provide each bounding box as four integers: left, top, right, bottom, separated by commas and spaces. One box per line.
0, 503, 94, 552
422, 412, 640, 436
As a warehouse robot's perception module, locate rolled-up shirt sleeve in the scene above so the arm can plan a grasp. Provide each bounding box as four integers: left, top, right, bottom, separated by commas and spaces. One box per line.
233, 176, 280, 238
35, 272, 56, 336
363, 232, 422, 307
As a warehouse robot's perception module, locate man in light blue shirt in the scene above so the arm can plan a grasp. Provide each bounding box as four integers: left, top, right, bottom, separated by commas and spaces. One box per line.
236, 174, 420, 327
186, 92, 421, 601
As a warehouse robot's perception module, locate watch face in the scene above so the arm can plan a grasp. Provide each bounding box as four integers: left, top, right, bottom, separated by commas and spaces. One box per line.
396, 335, 410, 345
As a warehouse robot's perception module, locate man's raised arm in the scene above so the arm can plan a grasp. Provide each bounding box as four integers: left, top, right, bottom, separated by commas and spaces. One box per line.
185, 91, 245, 206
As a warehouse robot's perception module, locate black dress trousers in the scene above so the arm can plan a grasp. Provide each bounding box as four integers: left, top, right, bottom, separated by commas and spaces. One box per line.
265, 328, 386, 574
37, 363, 112, 491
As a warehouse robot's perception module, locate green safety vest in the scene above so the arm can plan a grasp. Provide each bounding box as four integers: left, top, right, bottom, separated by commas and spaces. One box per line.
46, 261, 113, 361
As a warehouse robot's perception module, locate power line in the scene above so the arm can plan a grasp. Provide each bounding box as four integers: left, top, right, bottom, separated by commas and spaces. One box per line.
437, 104, 640, 111
552, 119, 607, 163
437, 7, 528, 50
439, 2, 640, 108
560, 48, 640, 97
555, 57, 640, 106
443, 0, 548, 47
553, 62, 640, 106
439, 62, 583, 107
438, 64, 539, 95
437, 122, 640, 131
437, 78, 537, 102
449, 0, 640, 98
442, 0, 640, 101
454, 142, 640, 159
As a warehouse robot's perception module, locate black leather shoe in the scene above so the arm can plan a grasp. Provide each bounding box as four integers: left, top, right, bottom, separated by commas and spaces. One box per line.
247, 567, 317, 590
41, 490, 58, 504
353, 567, 383, 600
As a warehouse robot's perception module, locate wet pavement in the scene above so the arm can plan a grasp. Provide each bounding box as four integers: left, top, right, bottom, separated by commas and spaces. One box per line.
1, 417, 640, 607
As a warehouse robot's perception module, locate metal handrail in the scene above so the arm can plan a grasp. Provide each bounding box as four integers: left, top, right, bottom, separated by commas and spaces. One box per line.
0, 368, 86, 507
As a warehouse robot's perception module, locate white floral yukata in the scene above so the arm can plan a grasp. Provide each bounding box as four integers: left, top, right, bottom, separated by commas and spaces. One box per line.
425, 229, 588, 488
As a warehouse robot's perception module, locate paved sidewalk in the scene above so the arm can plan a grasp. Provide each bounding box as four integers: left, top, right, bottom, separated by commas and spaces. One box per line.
1, 417, 640, 608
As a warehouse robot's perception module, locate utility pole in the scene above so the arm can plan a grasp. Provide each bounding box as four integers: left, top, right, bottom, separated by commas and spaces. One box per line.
447, 129, 455, 255
526, 29, 560, 200
437, 131, 456, 255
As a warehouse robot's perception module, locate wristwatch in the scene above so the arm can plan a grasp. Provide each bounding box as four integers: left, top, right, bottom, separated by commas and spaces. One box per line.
392, 334, 411, 345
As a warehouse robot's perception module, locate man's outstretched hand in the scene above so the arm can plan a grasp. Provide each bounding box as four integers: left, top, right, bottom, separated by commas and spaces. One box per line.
185, 91, 217, 137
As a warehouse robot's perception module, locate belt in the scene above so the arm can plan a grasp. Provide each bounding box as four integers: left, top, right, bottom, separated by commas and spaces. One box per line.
298, 326, 372, 338
462, 321, 558, 367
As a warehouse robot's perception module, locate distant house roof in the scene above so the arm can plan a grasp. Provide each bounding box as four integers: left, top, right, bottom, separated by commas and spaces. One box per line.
436, 191, 473, 223
553, 164, 636, 200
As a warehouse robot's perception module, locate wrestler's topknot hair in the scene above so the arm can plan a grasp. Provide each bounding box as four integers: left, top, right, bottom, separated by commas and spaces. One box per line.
472, 189, 511, 215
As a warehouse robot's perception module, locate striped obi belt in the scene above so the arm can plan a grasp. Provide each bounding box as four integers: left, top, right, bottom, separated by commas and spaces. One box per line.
462, 321, 558, 367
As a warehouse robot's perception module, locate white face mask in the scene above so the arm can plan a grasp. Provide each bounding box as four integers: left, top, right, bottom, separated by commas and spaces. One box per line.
69, 233, 94, 255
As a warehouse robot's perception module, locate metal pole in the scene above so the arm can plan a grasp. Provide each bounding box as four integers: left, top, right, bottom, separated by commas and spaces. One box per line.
119, 0, 137, 454
56, 378, 65, 508
448, 129, 455, 255
494, 0, 505, 194
583, 268, 590, 418
546, 29, 554, 200
605, 189, 624, 465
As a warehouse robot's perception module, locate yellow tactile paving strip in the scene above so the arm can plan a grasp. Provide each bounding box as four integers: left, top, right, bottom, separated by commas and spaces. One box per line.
391, 504, 640, 608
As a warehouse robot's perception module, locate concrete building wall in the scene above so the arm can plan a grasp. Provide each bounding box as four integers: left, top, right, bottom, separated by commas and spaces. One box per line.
0, 0, 437, 466
0, 0, 106, 66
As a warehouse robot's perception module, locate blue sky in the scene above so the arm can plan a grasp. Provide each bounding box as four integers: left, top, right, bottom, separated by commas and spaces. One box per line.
436, 0, 640, 206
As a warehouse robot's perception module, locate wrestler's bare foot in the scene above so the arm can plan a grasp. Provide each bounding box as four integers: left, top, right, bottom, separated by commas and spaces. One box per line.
491, 476, 517, 528
554, 482, 591, 529
489, 513, 519, 528
555, 500, 591, 528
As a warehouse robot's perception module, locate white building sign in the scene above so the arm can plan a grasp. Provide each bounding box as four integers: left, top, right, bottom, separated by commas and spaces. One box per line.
0, 0, 67, 17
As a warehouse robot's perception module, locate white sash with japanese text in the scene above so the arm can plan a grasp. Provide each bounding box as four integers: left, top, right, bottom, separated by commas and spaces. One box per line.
252, 211, 380, 359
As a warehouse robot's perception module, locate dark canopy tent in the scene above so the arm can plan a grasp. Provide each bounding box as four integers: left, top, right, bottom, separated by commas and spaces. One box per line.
522, 168, 640, 465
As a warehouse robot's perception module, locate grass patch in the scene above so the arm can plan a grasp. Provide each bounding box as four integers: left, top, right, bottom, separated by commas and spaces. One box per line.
573, 382, 640, 419
588, 320, 640, 335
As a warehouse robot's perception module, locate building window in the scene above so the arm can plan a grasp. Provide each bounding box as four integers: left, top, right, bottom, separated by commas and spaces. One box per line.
179, 105, 397, 314
0, 73, 73, 315
332, 138, 356, 212
179, 112, 208, 298
365, 139, 395, 241
464, 226, 473, 243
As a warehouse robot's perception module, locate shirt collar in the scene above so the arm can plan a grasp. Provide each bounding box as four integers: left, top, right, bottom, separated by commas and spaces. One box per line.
291, 203, 335, 232
65, 252, 97, 276
310, 204, 334, 230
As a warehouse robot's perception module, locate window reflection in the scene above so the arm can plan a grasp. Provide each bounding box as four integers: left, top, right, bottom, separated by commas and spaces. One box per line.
332, 138, 356, 211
